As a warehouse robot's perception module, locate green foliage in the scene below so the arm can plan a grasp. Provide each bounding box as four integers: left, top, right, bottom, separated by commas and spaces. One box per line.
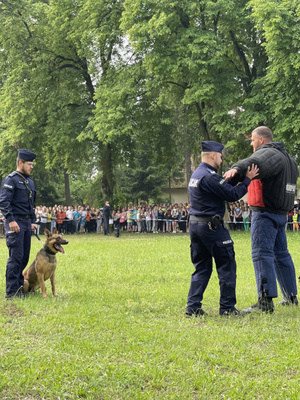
68, 158, 106, 207
0, 0, 125, 202
121, 0, 265, 141
249, 0, 300, 146
33, 165, 62, 206
0, 0, 299, 205
115, 149, 167, 203
0, 232, 299, 399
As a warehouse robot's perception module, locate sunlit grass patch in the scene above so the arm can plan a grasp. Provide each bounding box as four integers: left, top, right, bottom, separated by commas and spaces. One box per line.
0, 231, 299, 399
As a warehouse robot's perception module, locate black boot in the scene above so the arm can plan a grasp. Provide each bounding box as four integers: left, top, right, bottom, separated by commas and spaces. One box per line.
277, 295, 298, 306
241, 295, 274, 314
258, 295, 274, 313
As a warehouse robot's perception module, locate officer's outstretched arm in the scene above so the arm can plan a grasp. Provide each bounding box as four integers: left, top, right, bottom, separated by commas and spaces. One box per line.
223, 168, 238, 180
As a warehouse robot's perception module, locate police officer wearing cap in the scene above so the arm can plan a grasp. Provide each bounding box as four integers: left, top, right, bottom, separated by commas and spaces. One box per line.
0, 149, 37, 299
186, 141, 259, 316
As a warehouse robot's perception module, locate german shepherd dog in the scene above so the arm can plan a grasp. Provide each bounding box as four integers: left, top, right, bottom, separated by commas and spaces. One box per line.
23, 228, 68, 298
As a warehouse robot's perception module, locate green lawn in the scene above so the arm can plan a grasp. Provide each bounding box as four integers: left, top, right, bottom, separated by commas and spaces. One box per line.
0, 231, 299, 399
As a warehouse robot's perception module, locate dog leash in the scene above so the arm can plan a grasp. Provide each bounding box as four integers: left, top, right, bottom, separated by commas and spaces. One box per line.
35, 232, 44, 244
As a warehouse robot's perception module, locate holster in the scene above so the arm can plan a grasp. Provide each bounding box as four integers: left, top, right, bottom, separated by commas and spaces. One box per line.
211, 214, 223, 230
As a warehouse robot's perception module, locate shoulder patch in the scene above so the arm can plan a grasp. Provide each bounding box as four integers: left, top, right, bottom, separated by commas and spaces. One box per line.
189, 178, 199, 188
3, 183, 13, 189
286, 183, 296, 194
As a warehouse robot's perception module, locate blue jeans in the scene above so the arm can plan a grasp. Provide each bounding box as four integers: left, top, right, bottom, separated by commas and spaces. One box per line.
251, 211, 297, 298
51, 220, 56, 233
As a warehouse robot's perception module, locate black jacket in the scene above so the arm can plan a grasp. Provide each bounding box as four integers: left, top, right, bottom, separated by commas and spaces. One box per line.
232, 142, 298, 214
103, 205, 111, 218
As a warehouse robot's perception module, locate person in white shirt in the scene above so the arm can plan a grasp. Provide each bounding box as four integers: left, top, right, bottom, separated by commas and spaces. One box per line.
66, 206, 74, 234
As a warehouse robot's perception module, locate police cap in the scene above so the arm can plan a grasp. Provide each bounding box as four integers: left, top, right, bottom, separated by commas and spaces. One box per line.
18, 149, 36, 162
201, 141, 224, 154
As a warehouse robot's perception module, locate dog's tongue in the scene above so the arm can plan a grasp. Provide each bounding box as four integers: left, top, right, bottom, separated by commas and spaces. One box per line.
55, 244, 65, 254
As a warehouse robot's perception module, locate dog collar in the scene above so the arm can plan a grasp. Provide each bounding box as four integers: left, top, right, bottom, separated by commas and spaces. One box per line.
45, 248, 56, 255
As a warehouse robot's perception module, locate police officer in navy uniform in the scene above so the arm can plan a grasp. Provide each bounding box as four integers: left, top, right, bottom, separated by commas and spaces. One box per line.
186, 141, 259, 316
0, 149, 37, 299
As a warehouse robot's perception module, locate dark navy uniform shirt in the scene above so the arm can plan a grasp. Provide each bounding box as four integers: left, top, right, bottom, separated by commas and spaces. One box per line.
0, 171, 36, 223
188, 162, 251, 217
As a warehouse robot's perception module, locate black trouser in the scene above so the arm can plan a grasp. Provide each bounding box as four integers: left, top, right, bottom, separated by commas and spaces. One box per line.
5, 218, 31, 296
187, 221, 237, 313
179, 219, 187, 232
104, 216, 109, 235
158, 219, 164, 232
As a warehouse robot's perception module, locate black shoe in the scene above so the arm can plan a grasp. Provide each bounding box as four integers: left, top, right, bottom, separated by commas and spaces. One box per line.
5, 288, 28, 300
186, 308, 207, 317
277, 296, 298, 306
5, 293, 16, 300
219, 308, 240, 316
241, 296, 274, 314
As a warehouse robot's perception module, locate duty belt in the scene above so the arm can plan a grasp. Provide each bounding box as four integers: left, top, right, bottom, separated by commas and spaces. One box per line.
190, 215, 215, 223
14, 214, 30, 219
190, 214, 223, 231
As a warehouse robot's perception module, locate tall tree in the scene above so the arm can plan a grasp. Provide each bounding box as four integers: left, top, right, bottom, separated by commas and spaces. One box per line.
120, 0, 267, 144
0, 0, 126, 202
249, 0, 300, 149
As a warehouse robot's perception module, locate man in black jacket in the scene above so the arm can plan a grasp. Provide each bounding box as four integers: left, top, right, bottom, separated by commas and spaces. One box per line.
224, 126, 298, 313
103, 201, 111, 236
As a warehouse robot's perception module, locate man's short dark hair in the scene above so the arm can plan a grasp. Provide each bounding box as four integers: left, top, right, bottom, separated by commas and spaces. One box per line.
253, 126, 273, 142
16, 158, 26, 168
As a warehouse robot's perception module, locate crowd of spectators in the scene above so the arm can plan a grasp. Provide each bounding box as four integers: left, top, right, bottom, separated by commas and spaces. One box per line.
34, 204, 101, 235
113, 203, 189, 234
227, 200, 252, 231
0, 199, 299, 237
227, 199, 300, 232
32, 202, 190, 235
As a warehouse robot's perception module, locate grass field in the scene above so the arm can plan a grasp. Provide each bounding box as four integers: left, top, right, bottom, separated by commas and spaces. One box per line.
0, 230, 299, 400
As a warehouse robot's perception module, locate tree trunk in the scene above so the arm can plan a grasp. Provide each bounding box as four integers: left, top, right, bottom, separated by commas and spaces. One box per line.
168, 174, 172, 203
195, 102, 210, 140
185, 144, 192, 186
64, 168, 71, 205
181, 107, 192, 186
101, 143, 114, 200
